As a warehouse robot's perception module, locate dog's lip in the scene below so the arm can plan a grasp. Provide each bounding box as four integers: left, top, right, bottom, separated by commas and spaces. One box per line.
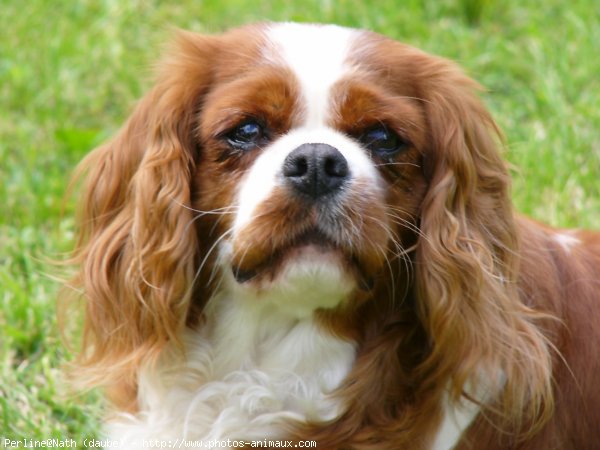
231, 227, 374, 290
231, 227, 337, 280
291, 228, 338, 249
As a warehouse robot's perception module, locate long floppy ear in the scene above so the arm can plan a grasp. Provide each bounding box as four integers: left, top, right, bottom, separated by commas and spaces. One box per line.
414, 57, 553, 433
69, 32, 214, 403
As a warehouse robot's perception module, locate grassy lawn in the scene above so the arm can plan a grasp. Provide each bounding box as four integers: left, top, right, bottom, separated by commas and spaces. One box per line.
1, 0, 598, 444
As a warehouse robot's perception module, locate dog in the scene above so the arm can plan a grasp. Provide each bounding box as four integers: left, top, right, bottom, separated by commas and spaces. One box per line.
69, 23, 600, 449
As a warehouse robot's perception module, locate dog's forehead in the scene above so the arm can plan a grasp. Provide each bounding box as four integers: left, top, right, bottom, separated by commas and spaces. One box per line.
262, 23, 358, 77
262, 23, 361, 127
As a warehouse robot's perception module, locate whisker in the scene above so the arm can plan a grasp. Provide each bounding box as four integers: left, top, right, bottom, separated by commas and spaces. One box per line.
358, 211, 415, 302
171, 199, 239, 216
187, 228, 235, 298
374, 161, 421, 169
385, 212, 425, 241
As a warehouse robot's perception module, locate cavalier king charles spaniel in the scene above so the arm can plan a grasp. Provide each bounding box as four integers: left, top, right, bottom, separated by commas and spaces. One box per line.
69, 23, 600, 449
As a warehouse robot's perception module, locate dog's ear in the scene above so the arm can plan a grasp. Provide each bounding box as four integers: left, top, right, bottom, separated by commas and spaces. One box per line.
69, 31, 215, 401
413, 55, 553, 433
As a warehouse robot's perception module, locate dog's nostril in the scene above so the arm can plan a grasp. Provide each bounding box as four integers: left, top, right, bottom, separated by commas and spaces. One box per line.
283, 143, 349, 200
283, 154, 309, 178
324, 154, 349, 179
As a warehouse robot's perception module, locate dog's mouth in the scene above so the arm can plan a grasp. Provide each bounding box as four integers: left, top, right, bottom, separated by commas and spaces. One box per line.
231, 226, 374, 291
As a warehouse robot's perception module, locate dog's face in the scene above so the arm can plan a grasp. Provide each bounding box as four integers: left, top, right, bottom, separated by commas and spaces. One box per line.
192, 24, 432, 317
75, 23, 520, 408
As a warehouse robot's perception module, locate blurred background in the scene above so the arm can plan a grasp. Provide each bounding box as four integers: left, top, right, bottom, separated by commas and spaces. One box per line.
1, 0, 598, 443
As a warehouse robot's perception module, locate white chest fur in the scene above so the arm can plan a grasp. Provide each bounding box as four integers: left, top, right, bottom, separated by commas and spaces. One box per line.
106, 292, 356, 447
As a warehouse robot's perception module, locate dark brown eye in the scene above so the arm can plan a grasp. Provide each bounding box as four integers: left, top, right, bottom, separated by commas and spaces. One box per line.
360, 125, 409, 159
225, 120, 267, 151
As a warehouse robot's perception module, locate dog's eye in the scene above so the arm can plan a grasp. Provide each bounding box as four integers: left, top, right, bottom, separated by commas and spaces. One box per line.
360, 125, 408, 159
226, 120, 266, 151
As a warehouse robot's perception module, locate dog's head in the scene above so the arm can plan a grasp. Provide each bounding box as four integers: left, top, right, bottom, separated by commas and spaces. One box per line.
72, 23, 550, 428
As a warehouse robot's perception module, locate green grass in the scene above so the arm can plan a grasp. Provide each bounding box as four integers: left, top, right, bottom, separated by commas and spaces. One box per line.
1, 0, 599, 444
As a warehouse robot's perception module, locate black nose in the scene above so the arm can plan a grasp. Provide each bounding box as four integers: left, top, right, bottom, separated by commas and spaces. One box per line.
282, 143, 349, 200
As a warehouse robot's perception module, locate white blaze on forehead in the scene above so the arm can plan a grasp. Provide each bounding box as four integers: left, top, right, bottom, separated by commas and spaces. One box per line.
264, 23, 357, 127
